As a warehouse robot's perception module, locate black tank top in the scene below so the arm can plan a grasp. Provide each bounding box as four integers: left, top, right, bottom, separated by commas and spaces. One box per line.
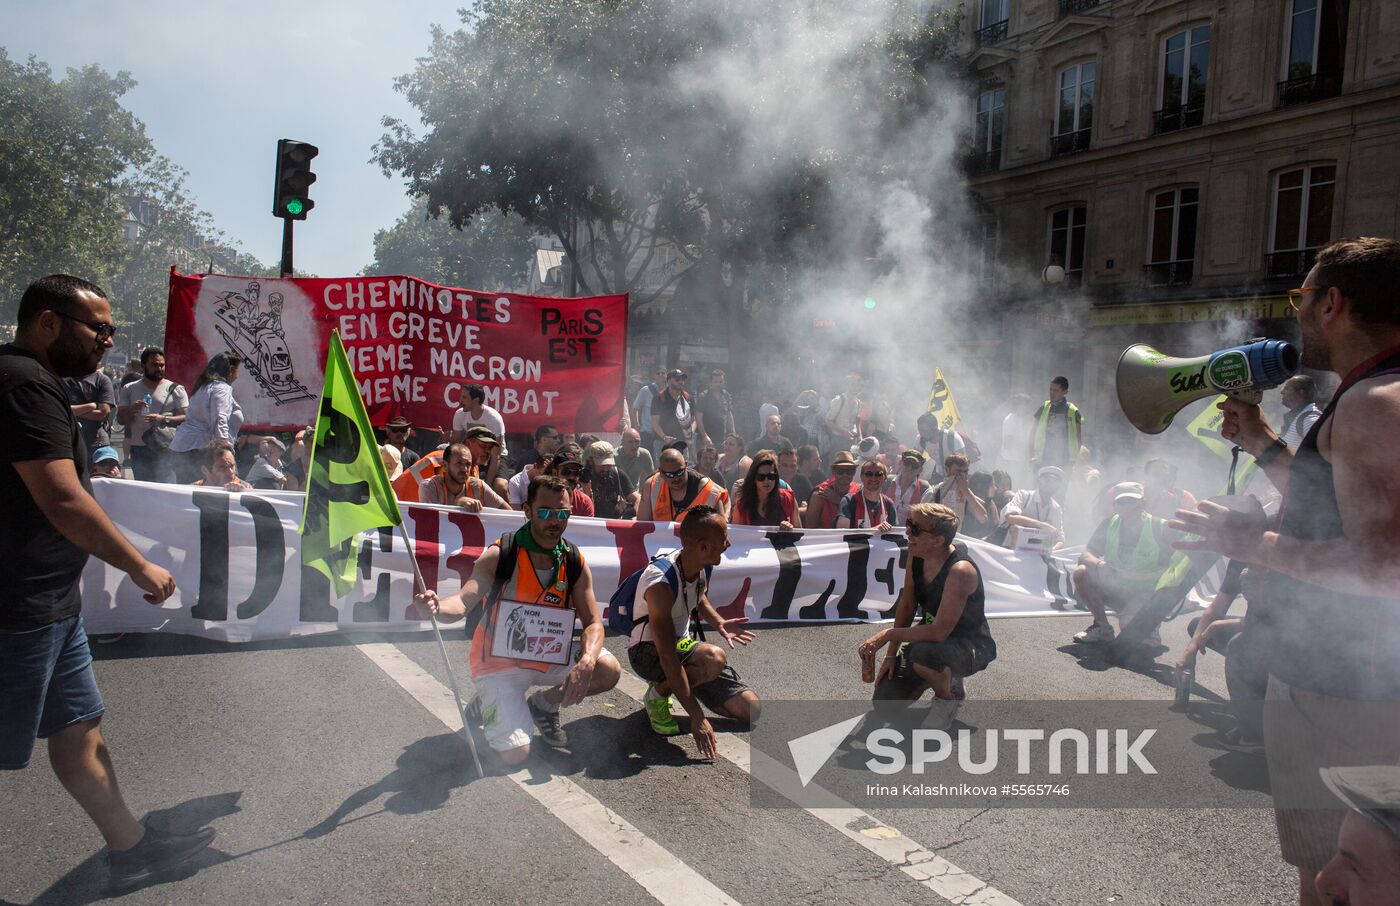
1266, 348, 1400, 698
911, 544, 991, 641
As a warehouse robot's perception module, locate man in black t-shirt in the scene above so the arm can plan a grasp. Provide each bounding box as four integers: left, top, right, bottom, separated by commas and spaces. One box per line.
694, 368, 734, 449
651, 369, 695, 447
0, 275, 213, 892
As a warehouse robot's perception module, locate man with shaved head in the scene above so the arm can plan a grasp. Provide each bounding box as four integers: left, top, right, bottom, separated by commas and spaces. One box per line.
637, 446, 729, 522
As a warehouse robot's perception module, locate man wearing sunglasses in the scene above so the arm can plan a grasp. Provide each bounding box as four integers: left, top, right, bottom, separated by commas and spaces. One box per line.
1170, 237, 1400, 904
807, 450, 859, 529
416, 475, 621, 764
637, 446, 729, 522
836, 459, 896, 532
2, 275, 212, 892
858, 503, 996, 731
650, 368, 695, 449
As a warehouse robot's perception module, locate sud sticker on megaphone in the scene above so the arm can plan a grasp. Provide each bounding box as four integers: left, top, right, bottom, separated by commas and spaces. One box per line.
1116, 338, 1300, 435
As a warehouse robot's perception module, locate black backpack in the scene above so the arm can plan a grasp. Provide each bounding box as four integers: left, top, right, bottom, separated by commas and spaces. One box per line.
465, 531, 585, 637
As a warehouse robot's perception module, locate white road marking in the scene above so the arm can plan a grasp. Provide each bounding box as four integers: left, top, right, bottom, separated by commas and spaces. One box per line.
354, 643, 742, 906
613, 672, 1024, 906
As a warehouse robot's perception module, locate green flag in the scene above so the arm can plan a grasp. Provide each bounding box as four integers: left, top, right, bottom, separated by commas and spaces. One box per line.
299, 331, 402, 596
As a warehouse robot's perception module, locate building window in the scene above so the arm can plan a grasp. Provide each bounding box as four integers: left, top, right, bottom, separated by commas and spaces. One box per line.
1267, 165, 1335, 276
976, 0, 1010, 46
1155, 26, 1209, 134
1059, 0, 1100, 16
1145, 188, 1198, 286
970, 219, 999, 285
1051, 62, 1095, 156
1279, 0, 1349, 106
971, 89, 1005, 173
1047, 206, 1087, 287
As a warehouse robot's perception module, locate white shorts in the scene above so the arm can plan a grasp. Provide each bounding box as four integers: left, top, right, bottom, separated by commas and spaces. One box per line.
473, 649, 619, 752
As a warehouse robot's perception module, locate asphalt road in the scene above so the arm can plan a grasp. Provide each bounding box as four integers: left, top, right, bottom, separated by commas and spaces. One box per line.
0, 613, 1295, 905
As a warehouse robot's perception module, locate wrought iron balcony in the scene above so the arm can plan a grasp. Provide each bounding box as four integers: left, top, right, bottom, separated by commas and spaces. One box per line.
975, 19, 1009, 46
1050, 128, 1091, 157
1152, 104, 1205, 135
1276, 72, 1343, 108
1265, 248, 1319, 277
1059, 0, 1100, 17
1144, 260, 1194, 287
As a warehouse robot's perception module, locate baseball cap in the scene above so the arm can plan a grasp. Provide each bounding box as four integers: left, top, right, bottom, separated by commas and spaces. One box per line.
587, 441, 617, 466
91, 446, 120, 465
379, 444, 404, 480
1114, 481, 1146, 502
1037, 466, 1065, 481
900, 449, 926, 466
830, 450, 856, 468
263, 435, 287, 453
667, 368, 688, 380
465, 425, 500, 445
1321, 766, 1400, 841
550, 449, 583, 470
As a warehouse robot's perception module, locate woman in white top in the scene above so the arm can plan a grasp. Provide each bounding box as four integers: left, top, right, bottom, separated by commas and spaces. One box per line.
170, 352, 244, 483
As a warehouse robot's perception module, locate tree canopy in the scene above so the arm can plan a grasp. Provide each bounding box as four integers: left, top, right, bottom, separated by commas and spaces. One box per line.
375, 0, 963, 310
362, 196, 537, 290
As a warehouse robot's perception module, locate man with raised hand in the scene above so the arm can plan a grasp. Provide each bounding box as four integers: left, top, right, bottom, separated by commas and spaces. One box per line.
626, 506, 759, 759
1, 274, 210, 893
416, 474, 621, 765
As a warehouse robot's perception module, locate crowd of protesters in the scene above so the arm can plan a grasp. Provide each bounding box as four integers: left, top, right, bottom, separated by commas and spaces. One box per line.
8, 236, 1400, 903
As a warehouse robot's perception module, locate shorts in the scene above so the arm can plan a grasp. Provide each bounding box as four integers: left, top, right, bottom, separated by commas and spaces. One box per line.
1264, 674, 1400, 871
472, 649, 619, 753
0, 615, 106, 770
873, 637, 995, 703
627, 639, 751, 714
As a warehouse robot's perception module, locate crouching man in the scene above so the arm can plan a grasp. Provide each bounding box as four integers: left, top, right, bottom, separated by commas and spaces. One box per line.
415, 475, 620, 765
626, 506, 760, 760
858, 503, 997, 729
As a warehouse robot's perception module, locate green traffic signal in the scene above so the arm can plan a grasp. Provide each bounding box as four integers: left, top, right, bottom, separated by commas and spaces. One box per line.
863, 297, 877, 310
285, 198, 304, 216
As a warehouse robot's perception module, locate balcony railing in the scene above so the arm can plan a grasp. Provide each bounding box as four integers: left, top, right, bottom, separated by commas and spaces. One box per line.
1266, 248, 1319, 277
1050, 128, 1091, 157
1059, 0, 1100, 17
967, 148, 1002, 175
975, 19, 1009, 46
1152, 104, 1205, 135
1276, 72, 1343, 108
1144, 260, 1194, 287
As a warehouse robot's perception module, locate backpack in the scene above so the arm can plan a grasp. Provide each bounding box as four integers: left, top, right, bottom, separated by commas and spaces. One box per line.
607, 551, 713, 638
465, 531, 585, 637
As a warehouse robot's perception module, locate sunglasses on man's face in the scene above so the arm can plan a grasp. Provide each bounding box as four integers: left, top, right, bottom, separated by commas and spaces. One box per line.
862, 470, 886, 479
907, 522, 931, 537
755, 472, 778, 482
534, 507, 571, 521
661, 467, 687, 480
833, 466, 856, 475
561, 466, 583, 478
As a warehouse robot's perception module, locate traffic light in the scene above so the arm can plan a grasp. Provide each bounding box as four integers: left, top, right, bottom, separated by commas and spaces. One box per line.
273, 139, 318, 220
862, 297, 877, 310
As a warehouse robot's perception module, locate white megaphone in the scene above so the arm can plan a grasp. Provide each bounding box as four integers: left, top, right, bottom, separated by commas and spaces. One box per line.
1116, 338, 1300, 435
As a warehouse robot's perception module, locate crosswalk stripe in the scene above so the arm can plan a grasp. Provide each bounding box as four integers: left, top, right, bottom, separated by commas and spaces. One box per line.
611, 672, 1025, 906
354, 642, 743, 906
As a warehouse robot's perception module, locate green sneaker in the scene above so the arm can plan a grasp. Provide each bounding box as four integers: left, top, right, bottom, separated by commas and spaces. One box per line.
644, 684, 680, 736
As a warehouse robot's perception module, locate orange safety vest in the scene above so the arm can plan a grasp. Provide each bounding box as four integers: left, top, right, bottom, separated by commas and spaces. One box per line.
418, 473, 483, 506
470, 543, 577, 678
392, 449, 444, 502
644, 473, 728, 523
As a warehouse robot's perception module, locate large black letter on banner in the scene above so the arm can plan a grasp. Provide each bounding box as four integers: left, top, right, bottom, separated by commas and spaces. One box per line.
352, 528, 396, 623
870, 532, 908, 619
758, 530, 803, 621
190, 490, 229, 621
234, 495, 287, 619
799, 534, 872, 621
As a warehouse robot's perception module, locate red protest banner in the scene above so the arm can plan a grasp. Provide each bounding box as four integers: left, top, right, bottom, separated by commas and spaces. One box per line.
164, 270, 629, 433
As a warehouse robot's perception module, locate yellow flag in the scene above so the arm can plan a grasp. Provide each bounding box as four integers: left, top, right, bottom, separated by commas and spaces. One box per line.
299, 331, 402, 596
926, 368, 962, 431
1182, 394, 1258, 490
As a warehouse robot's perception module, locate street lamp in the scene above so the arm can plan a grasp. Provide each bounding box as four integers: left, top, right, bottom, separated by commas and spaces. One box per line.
1042, 264, 1066, 285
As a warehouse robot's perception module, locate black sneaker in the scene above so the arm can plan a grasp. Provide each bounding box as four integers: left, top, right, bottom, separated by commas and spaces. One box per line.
107, 820, 215, 894
527, 692, 569, 748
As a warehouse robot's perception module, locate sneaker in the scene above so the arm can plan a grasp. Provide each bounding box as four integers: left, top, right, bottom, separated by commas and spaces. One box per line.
922, 697, 961, 731
1073, 622, 1116, 644
107, 820, 215, 894
643, 684, 680, 736
527, 691, 569, 749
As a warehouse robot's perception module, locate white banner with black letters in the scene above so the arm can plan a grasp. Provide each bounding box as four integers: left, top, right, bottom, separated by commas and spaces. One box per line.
81, 479, 1089, 641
